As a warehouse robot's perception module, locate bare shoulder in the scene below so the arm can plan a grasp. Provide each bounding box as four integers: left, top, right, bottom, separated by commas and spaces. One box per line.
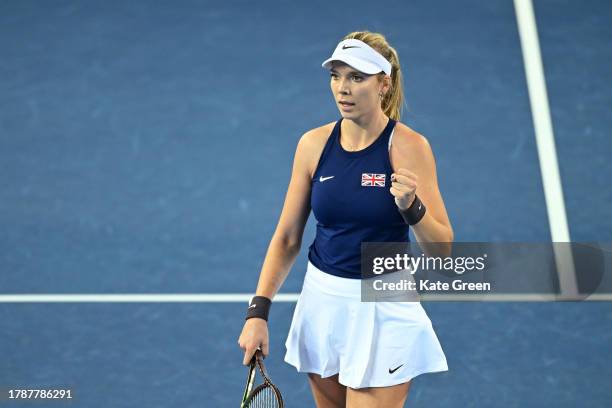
298, 121, 336, 178
392, 122, 431, 153
390, 121, 436, 173
299, 121, 335, 149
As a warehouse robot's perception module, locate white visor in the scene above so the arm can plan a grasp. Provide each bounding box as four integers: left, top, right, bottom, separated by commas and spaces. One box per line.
321, 39, 392, 76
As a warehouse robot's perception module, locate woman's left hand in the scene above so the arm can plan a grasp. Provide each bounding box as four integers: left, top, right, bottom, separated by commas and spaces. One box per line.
390, 168, 417, 210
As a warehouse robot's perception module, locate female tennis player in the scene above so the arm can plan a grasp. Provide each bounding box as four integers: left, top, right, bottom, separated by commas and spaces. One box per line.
238, 31, 452, 407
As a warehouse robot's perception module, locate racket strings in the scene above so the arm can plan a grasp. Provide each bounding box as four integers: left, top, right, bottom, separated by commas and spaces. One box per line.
247, 384, 282, 407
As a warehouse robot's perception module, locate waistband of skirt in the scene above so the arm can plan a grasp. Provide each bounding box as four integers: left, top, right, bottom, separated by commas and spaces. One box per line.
304, 261, 421, 301
304, 261, 364, 298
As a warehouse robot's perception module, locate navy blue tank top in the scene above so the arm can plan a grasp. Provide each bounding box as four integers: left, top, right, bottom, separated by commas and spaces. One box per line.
307, 117, 411, 279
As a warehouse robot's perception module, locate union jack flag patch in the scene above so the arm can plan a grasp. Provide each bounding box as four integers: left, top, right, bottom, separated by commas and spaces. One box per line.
361, 173, 386, 187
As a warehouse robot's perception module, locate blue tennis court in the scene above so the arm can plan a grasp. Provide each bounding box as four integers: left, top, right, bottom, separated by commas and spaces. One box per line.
1, 0, 611, 406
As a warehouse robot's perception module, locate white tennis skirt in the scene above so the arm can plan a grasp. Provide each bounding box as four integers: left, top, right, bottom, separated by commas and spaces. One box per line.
284, 261, 448, 389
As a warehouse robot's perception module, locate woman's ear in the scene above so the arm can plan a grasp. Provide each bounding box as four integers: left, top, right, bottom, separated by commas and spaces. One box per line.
384, 75, 392, 93
379, 75, 391, 95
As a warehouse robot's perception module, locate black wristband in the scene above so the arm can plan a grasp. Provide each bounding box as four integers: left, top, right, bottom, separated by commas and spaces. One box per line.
399, 194, 426, 225
245, 296, 272, 321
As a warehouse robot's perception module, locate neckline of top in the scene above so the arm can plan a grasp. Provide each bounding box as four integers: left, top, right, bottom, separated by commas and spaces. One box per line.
336, 117, 394, 158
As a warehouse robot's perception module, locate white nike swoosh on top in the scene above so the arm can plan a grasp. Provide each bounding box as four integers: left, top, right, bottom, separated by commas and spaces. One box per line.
319, 176, 335, 182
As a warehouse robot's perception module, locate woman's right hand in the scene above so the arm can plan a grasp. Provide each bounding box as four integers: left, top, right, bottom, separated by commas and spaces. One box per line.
238, 318, 269, 365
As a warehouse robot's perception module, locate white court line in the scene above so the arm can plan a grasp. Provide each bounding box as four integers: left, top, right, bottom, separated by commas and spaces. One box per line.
513, 0, 578, 297
0, 294, 297, 303
0, 293, 610, 303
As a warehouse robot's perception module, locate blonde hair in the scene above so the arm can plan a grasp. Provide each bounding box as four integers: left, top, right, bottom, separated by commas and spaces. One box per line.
342, 31, 406, 121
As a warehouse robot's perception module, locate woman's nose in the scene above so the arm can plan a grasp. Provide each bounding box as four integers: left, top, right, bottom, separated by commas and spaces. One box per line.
338, 78, 350, 94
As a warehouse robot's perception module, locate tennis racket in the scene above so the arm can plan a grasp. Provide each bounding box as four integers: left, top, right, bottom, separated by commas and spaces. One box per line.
240, 349, 284, 407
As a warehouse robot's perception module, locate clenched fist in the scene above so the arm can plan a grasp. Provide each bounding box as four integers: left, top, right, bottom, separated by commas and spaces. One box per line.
390, 168, 417, 210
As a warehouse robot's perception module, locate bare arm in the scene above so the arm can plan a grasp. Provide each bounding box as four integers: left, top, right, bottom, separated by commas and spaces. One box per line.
390, 126, 453, 255
254, 129, 320, 299
238, 129, 322, 363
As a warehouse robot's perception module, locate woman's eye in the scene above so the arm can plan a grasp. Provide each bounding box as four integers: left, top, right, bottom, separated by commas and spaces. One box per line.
330, 74, 362, 81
